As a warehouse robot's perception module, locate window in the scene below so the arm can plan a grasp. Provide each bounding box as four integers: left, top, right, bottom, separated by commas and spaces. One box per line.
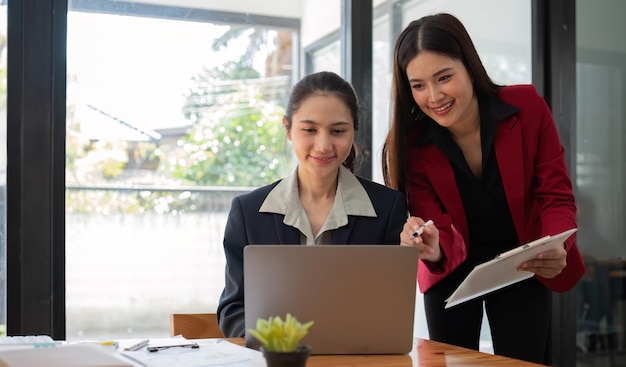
304, 31, 340, 75
66, 0, 300, 340
575, 0, 626, 363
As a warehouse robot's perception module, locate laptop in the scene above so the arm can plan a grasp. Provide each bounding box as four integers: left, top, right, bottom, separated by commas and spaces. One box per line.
244, 245, 418, 355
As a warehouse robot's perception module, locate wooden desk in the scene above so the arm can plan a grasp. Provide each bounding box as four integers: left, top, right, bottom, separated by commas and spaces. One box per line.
226, 337, 547, 366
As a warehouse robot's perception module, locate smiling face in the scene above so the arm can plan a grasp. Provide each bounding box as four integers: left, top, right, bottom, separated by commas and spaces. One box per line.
284, 94, 355, 182
406, 51, 479, 131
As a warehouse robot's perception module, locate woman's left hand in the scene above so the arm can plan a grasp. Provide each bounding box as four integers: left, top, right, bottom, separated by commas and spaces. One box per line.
518, 244, 567, 278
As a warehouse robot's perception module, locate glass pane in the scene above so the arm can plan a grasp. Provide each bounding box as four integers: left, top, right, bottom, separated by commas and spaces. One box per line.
575, 0, 626, 364
0, 1, 6, 338
372, 0, 532, 354
302, 0, 341, 75
306, 39, 341, 74
371, 10, 391, 184
66, 0, 298, 340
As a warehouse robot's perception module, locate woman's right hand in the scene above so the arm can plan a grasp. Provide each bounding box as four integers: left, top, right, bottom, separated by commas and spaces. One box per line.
401, 216, 442, 262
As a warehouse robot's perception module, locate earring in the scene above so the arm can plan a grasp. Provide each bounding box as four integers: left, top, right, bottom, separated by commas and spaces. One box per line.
411, 106, 421, 121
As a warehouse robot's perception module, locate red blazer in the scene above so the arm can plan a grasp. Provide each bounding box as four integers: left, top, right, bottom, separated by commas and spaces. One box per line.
406, 84, 584, 293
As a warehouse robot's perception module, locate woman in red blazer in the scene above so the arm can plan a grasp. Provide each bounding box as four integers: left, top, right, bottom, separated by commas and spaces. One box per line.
382, 13, 584, 365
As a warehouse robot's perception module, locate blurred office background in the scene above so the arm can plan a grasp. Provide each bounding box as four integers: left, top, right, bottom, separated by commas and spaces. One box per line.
0, 0, 624, 366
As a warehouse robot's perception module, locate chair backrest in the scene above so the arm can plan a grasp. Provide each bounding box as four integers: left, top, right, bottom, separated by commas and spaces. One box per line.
170, 313, 224, 339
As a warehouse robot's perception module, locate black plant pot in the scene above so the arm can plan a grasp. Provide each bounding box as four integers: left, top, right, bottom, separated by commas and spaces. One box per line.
261, 345, 311, 367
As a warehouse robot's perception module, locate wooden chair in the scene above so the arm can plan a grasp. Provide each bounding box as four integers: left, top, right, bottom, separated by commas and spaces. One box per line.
170, 313, 225, 339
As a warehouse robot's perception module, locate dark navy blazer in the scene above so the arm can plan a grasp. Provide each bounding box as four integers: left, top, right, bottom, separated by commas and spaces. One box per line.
216, 176, 408, 337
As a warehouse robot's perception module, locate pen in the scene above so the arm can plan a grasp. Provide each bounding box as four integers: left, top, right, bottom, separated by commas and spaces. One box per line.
147, 342, 199, 352
123, 339, 150, 351
94, 340, 119, 349
409, 220, 434, 240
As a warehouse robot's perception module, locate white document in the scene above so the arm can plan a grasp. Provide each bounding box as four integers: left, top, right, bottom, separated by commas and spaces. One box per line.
445, 228, 577, 309
121, 340, 266, 367
0, 343, 132, 367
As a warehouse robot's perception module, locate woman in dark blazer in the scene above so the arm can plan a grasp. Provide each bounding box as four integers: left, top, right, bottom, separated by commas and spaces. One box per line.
381, 13, 584, 364
217, 71, 407, 337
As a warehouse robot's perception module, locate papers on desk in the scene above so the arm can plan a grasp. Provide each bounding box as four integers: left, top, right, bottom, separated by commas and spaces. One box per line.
0, 343, 132, 367
445, 228, 577, 308
0, 337, 266, 367
121, 339, 266, 367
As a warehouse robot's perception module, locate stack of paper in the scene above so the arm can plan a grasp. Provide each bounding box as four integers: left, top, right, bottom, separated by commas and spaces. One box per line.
0, 343, 132, 367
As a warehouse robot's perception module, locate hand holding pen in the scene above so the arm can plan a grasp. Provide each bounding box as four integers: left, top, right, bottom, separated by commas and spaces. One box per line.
409, 219, 434, 240
402, 217, 441, 263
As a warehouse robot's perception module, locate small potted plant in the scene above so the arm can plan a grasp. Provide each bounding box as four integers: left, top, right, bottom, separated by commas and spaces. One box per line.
247, 313, 314, 367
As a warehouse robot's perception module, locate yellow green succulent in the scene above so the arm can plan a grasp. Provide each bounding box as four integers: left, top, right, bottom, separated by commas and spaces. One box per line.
247, 313, 314, 352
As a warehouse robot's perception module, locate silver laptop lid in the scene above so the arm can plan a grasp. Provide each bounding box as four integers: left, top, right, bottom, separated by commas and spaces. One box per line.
244, 245, 418, 355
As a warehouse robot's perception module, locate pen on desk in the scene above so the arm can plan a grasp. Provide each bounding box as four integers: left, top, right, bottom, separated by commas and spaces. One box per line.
94, 340, 119, 349
147, 343, 200, 352
123, 339, 150, 351
409, 220, 434, 240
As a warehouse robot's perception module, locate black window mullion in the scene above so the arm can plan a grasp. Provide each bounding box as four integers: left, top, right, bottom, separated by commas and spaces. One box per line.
341, 0, 373, 179
532, 1, 577, 366
6, 0, 68, 339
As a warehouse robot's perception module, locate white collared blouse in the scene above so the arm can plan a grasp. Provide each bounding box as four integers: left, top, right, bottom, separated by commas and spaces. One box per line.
259, 165, 377, 245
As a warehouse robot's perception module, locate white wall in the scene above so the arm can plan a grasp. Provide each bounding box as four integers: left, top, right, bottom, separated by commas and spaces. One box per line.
402, 0, 530, 46
301, 0, 341, 47
129, 0, 302, 18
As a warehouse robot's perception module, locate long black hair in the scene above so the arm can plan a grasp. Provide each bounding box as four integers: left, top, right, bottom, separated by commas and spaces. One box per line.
382, 13, 501, 190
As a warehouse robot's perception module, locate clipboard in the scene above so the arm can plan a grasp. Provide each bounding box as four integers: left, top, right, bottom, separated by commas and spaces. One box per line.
444, 228, 577, 309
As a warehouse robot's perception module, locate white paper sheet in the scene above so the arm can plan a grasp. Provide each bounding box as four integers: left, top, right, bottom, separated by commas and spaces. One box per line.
0, 344, 132, 367
121, 340, 266, 367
